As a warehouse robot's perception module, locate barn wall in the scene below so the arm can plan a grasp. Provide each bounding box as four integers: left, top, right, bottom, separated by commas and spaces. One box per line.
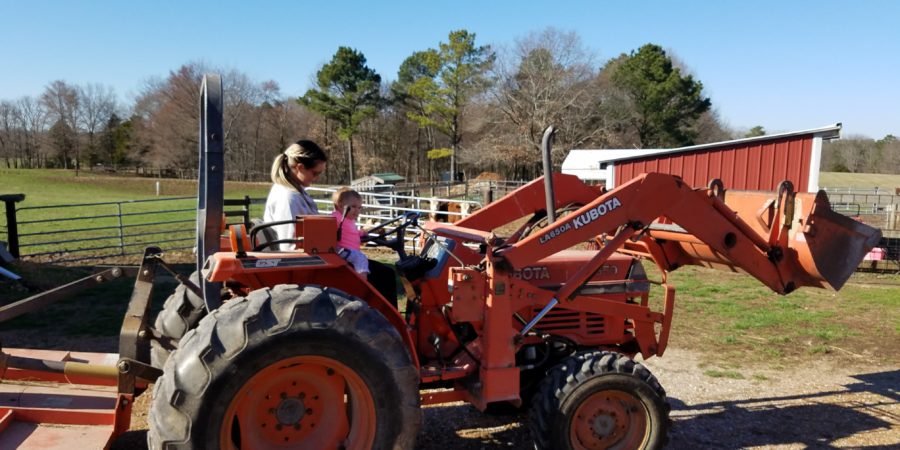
614, 135, 816, 192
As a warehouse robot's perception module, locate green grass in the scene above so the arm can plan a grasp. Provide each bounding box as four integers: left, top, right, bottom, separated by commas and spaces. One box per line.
0, 168, 273, 205
1, 169, 277, 258
704, 369, 744, 379
658, 266, 900, 366
0, 260, 182, 343
819, 171, 900, 189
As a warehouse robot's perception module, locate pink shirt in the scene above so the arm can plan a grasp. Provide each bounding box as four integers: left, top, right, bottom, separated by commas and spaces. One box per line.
332, 210, 362, 250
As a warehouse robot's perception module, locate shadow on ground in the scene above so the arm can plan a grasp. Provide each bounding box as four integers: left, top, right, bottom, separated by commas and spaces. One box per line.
415, 369, 899, 449
106, 370, 898, 449
667, 369, 899, 449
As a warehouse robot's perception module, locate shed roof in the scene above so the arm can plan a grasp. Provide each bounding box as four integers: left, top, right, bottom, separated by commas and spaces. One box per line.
565, 123, 842, 165
371, 172, 406, 183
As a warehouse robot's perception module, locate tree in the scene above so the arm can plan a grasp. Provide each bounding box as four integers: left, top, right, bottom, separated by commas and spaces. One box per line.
745, 125, 766, 138
16, 96, 48, 168
393, 49, 443, 180
403, 30, 494, 180
40, 80, 80, 169
77, 83, 118, 171
610, 44, 711, 147
438, 30, 495, 178
0, 101, 15, 167
301, 47, 381, 181
491, 28, 603, 176
48, 118, 76, 167
99, 113, 132, 169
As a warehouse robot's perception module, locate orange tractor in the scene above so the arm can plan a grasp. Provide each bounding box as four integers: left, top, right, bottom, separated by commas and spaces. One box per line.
0, 75, 882, 449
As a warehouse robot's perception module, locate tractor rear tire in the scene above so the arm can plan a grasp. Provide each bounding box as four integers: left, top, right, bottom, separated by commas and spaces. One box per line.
148, 284, 421, 450
150, 271, 205, 368
530, 351, 670, 450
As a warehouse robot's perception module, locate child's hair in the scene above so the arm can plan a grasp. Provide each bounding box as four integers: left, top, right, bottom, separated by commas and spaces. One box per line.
332, 187, 362, 210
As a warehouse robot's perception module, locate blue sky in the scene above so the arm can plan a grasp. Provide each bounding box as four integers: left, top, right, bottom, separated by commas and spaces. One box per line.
1, 1, 897, 139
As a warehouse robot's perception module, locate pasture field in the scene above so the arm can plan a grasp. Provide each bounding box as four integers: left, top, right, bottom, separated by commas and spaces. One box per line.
0, 168, 272, 205
1, 169, 273, 258
819, 171, 900, 190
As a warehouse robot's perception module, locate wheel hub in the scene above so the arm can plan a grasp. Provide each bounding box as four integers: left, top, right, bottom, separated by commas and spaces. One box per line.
275, 397, 306, 425
592, 414, 616, 436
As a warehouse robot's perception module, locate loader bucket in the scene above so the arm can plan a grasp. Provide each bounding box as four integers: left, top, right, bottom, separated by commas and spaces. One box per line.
793, 190, 883, 290
650, 188, 881, 292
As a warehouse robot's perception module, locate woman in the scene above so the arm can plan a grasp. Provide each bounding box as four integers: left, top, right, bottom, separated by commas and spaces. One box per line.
263, 139, 328, 250
263, 139, 398, 307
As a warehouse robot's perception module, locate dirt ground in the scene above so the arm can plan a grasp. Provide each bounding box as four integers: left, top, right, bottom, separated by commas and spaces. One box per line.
107, 346, 899, 449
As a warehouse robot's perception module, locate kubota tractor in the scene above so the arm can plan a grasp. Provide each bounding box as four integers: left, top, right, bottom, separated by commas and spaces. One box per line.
0, 75, 881, 450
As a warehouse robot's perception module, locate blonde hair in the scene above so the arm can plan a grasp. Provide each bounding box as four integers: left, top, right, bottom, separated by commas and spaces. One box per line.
270, 140, 328, 191
332, 187, 362, 209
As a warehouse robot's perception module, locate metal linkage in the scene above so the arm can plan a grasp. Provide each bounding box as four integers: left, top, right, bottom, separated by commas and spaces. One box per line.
0, 266, 137, 323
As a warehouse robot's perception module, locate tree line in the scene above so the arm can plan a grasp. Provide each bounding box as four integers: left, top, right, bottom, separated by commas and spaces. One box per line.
0, 28, 895, 185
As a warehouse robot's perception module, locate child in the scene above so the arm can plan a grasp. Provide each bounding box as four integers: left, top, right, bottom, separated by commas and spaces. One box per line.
331, 187, 369, 274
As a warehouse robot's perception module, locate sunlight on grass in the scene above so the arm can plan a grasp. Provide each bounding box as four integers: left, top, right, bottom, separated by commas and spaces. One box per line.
659, 265, 900, 367
720, 335, 739, 345
807, 345, 832, 355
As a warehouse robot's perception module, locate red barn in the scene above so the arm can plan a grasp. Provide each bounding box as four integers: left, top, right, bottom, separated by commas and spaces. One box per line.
561, 124, 841, 192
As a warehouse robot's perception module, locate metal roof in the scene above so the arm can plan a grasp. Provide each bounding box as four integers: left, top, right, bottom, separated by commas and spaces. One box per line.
371, 172, 406, 182
567, 123, 842, 164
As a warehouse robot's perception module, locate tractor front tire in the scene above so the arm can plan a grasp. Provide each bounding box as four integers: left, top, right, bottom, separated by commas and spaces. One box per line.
530, 351, 670, 450
150, 271, 205, 368
148, 284, 421, 450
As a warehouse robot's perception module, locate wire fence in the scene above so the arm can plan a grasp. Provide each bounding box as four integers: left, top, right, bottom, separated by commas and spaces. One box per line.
822, 186, 900, 196
3, 182, 897, 272
1, 188, 483, 264
6, 197, 244, 263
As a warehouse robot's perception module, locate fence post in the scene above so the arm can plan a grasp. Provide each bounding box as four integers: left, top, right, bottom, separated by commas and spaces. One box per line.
1, 194, 25, 258
480, 184, 494, 205
117, 202, 126, 256
243, 195, 251, 227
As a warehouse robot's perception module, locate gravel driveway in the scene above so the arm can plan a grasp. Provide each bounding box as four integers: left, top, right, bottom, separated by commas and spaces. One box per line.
13, 332, 898, 449
411, 348, 899, 449
99, 344, 898, 449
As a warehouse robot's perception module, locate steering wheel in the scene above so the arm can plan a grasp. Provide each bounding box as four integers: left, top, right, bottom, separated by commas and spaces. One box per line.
363, 212, 419, 258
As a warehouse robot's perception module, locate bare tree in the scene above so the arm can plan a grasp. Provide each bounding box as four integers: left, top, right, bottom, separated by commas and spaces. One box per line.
77, 83, 118, 170
488, 28, 605, 177
0, 101, 14, 167
17, 96, 49, 168
823, 136, 878, 173
221, 70, 262, 181
881, 138, 900, 174
40, 80, 79, 169
132, 63, 206, 172
693, 109, 733, 144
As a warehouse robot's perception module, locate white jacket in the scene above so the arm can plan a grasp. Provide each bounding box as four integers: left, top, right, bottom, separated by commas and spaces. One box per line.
263, 183, 319, 250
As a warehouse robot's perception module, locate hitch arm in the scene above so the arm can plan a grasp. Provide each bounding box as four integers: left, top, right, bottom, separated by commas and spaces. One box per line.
0, 266, 137, 323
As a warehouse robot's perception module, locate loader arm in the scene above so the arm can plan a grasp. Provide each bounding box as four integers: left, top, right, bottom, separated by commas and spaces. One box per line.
498, 172, 881, 295
454, 173, 602, 231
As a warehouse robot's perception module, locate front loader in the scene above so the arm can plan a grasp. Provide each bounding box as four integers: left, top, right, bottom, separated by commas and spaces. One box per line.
0, 75, 881, 450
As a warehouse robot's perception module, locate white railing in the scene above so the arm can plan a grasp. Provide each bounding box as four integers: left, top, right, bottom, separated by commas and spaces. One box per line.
306, 187, 483, 252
